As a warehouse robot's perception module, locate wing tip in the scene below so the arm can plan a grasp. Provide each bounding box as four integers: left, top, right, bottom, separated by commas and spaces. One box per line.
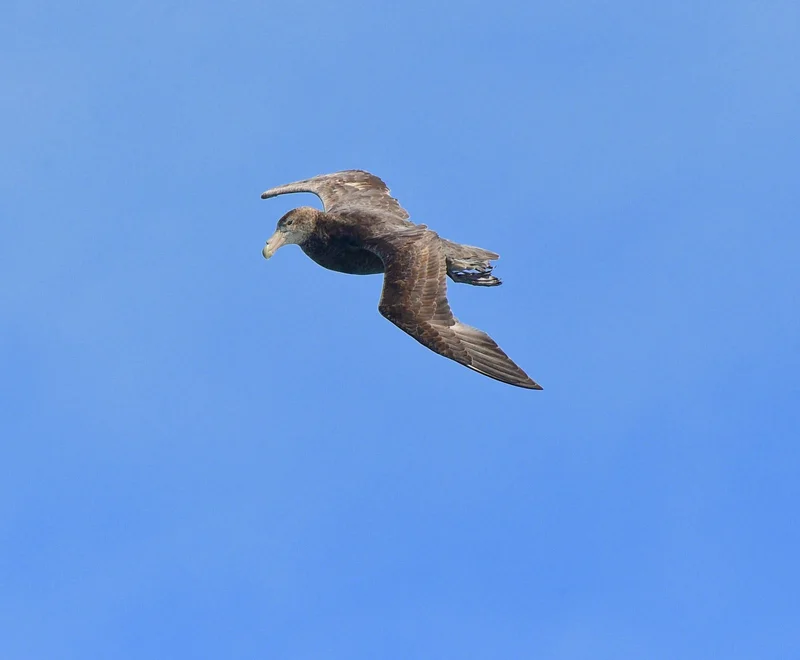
465, 364, 543, 390
510, 375, 543, 390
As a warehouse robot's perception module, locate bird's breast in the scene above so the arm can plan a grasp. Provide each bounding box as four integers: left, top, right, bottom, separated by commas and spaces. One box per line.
301, 237, 385, 275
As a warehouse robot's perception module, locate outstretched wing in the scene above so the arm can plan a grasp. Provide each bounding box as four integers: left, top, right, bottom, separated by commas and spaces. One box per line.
261, 170, 411, 224
371, 231, 542, 390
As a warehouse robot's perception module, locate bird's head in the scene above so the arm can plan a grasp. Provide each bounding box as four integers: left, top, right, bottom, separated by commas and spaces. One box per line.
262, 207, 319, 259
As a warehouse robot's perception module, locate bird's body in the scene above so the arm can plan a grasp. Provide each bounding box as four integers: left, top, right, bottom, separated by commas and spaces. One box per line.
298, 211, 385, 275
260, 170, 542, 390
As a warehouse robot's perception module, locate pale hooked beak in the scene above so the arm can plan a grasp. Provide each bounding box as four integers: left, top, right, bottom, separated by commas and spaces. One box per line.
262, 230, 287, 259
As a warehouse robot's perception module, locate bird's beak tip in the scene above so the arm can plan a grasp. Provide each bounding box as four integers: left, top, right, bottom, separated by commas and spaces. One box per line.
262, 229, 287, 260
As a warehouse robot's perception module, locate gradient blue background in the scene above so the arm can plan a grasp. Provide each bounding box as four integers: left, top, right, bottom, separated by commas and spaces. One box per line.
3, 1, 799, 657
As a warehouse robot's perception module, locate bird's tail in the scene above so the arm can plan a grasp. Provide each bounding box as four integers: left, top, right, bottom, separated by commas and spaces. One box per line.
441, 239, 502, 287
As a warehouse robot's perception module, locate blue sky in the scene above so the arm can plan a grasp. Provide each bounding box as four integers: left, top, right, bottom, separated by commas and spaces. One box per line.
2, 0, 799, 657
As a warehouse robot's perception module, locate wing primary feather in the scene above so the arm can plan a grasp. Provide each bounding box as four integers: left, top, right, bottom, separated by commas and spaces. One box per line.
372, 231, 541, 389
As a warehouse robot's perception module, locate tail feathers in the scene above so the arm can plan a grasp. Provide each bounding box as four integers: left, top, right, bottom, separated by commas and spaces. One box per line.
442, 239, 502, 287
440, 238, 499, 262
446, 257, 502, 287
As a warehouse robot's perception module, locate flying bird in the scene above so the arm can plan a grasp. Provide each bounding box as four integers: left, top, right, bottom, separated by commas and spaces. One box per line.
260, 170, 542, 390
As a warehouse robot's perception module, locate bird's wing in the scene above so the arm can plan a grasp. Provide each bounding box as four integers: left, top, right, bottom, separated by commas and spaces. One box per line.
370, 230, 542, 390
261, 170, 411, 224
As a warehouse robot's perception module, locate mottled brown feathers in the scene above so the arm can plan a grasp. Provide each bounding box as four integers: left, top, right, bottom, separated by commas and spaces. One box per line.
260, 170, 542, 390
372, 230, 541, 389
261, 170, 411, 224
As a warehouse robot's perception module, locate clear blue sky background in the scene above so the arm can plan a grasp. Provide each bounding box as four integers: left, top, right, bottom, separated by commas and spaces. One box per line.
2, 1, 799, 658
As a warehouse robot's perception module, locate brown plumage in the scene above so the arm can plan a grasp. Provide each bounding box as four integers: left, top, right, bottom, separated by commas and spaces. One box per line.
260, 170, 542, 390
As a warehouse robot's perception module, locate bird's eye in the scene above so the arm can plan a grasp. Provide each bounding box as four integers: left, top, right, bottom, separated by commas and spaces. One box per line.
284, 218, 294, 227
